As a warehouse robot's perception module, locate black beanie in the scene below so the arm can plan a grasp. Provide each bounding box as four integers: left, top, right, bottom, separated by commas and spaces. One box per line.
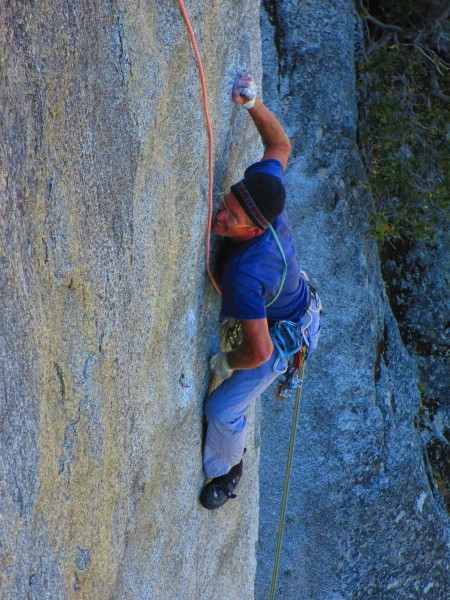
231, 173, 286, 230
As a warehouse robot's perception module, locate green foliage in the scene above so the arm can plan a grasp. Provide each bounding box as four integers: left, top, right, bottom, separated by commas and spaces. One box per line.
370, 0, 434, 26
361, 45, 450, 241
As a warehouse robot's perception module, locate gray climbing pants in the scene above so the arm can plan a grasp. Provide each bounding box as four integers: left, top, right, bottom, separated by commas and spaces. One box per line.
203, 349, 288, 478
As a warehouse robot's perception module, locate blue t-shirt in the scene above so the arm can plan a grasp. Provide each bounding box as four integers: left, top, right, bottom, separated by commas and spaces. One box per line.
221, 159, 308, 322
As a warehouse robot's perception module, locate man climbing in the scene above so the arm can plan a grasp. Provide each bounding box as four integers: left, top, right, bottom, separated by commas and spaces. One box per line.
200, 72, 319, 510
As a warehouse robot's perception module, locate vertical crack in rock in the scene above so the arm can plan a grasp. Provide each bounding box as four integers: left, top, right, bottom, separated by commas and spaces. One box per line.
115, 9, 133, 83
13, 474, 24, 518
261, 0, 287, 82
54, 363, 66, 403
260, 0, 295, 106
73, 571, 80, 591
47, 178, 55, 205
28, 557, 43, 591
58, 412, 81, 476
420, 429, 450, 515
330, 191, 340, 211
42, 238, 49, 263
374, 323, 388, 381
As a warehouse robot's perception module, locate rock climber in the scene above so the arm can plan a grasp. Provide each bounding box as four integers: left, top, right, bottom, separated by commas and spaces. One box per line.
200, 72, 319, 510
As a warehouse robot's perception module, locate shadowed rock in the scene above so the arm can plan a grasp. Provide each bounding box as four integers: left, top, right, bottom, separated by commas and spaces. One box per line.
257, 1, 450, 599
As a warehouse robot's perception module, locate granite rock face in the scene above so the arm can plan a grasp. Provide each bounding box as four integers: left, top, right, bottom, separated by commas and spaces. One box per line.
381, 227, 450, 515
257, 1, 450, 599
2, 1, 449, 599
0, 1, 264, 598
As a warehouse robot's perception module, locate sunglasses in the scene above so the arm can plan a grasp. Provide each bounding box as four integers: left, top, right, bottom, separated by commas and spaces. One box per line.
215, 193, 251, 232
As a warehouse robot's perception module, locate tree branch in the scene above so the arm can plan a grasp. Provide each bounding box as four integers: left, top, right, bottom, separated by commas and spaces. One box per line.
428, 0, 450, 22
427, 64, 450, 103
364, 14, 405, 34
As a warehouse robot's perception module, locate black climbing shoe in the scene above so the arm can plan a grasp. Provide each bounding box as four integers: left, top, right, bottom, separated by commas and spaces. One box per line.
200, 459, 243, 510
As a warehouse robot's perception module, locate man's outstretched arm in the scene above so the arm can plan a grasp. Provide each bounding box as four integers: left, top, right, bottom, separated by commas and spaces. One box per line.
247, 98, 291, 169
233, 73, 291, 169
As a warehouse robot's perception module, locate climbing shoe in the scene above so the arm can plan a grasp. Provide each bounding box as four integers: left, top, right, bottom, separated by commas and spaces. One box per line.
199, 459, 243, 510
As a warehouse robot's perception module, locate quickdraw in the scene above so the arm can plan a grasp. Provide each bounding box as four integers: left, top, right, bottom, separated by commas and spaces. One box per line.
224, 319, 243, 350
276, 345, 306, 399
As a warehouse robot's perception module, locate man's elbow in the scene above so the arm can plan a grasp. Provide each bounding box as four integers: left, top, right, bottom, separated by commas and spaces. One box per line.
250, 341, 274, 368
272, 138, 291, 169
277, 134, 291, 158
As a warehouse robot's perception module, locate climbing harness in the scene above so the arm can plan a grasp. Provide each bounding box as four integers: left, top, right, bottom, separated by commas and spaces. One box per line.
270, 284, 322, 381
177, 0, 220, 296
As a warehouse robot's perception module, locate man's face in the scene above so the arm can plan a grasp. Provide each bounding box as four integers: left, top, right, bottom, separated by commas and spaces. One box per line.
212, 191, 257, 239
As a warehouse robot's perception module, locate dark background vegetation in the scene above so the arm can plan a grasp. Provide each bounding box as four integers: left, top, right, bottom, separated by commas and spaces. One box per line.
357, 0, 450, 513
357, 0, 449, 241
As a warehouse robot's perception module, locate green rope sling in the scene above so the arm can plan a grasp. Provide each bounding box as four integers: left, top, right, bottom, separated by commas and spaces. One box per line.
265, 225, 287, 308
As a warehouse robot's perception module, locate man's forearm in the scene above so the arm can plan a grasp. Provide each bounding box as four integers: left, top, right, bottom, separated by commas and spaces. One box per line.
226, 347, 267, 370
226, 338, 274, 371
247, 97, 290, 153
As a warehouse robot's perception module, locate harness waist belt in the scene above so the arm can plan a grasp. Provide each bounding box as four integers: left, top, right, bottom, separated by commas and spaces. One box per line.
267, 272, 311, 328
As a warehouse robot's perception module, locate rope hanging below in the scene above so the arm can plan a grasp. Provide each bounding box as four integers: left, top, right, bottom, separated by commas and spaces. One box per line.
269, 350, 306, 600
177, 0, 221, 296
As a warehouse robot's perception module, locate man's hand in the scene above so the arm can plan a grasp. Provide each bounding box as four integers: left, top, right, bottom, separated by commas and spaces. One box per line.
209, 352, 234, 380
232, 72, 257, 109
232, 72, 290, 168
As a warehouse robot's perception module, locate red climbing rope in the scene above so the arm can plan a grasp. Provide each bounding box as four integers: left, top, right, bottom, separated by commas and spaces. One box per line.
177, 0, 221, 296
